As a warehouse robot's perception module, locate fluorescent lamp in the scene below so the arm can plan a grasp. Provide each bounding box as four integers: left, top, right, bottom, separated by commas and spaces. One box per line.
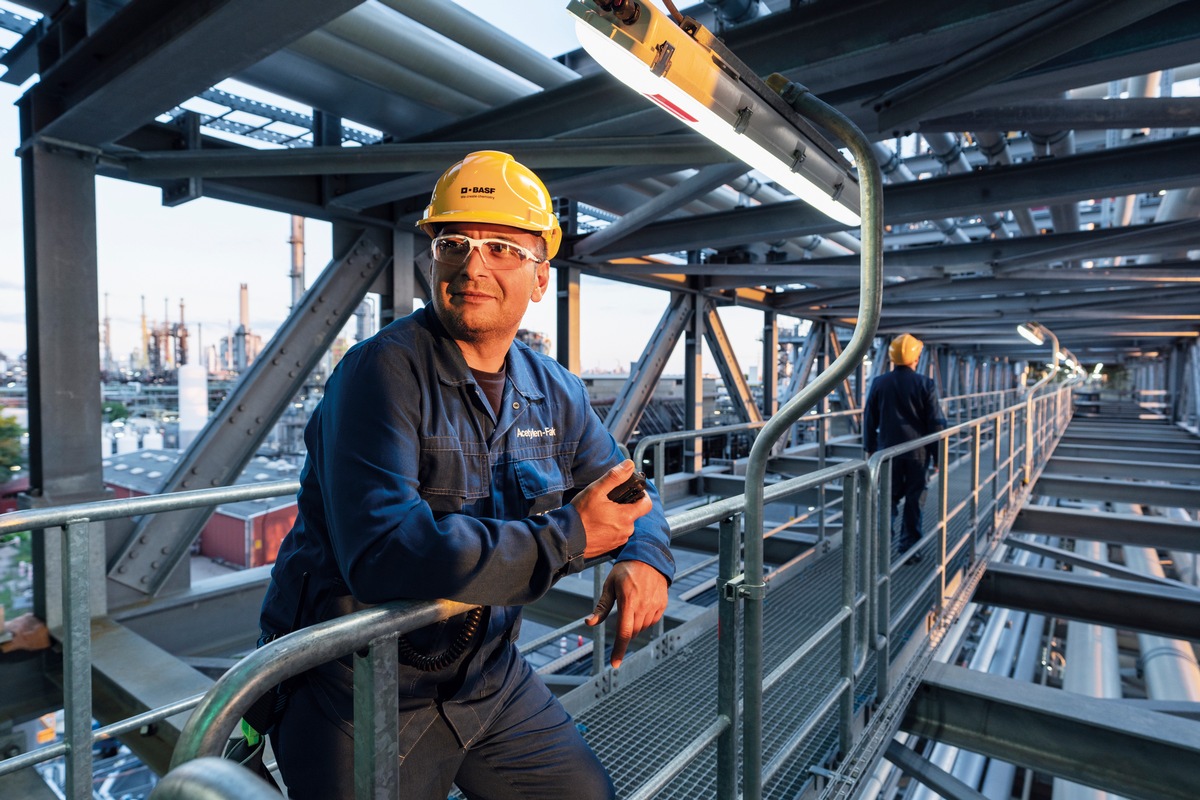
568, 0, 861, 226
1016, 322, 1045, 346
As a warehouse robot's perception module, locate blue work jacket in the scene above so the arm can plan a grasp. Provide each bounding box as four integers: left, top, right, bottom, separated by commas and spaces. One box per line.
862, 365, 946, 465
260, 306, 673, 738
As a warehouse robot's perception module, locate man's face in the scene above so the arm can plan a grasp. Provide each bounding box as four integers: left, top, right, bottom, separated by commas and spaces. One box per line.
430, 222, 550, 348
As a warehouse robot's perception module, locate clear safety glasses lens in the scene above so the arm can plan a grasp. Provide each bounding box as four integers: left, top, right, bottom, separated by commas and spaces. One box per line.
431, 234, 539, 270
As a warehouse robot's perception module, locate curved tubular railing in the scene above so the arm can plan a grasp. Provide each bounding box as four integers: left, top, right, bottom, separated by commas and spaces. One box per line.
169, 597, 476, 768
735, 77, 883, 800
0, 479, 300, 797
148, 757, 280, 800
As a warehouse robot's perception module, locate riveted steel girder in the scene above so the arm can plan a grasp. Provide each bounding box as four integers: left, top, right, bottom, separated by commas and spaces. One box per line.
108, 229, 390, 596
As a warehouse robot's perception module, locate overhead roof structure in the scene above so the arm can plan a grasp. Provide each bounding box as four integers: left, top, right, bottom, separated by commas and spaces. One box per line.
3, 0, 1198, 366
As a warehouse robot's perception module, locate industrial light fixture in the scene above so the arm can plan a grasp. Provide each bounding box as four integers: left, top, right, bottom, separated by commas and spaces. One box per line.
567, 0, 862, 226
1017, 322, 1046, 346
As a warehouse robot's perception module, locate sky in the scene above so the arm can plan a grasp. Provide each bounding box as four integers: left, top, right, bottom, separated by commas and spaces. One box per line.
0, 0, 773, 376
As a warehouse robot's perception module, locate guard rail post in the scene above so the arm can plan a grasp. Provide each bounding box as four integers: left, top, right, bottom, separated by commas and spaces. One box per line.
62, 518, 94, 799
935, 437, 951, 616
354, 633, 402, 800
716, 513, 741, 800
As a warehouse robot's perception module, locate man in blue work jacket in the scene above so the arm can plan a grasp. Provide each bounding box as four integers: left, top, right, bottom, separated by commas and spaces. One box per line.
862, 333, 946, 557
259, 151, 674, 800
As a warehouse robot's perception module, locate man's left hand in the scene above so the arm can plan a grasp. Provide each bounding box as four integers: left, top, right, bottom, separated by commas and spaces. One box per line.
585, 561, 668, 669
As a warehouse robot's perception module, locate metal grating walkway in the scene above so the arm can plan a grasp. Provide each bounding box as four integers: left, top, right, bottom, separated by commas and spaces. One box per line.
562, 421, 1015, 798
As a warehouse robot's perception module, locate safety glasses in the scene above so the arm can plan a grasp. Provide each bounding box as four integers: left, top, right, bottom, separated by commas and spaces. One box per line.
431, 234, 542, 270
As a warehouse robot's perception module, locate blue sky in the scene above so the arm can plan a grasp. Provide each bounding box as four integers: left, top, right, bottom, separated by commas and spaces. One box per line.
0, 1, 772, 376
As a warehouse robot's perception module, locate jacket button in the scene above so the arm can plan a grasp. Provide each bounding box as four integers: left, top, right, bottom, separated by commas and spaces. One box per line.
512, 402, 520, 410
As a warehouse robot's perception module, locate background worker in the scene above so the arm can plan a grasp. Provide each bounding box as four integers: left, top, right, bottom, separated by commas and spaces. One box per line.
862, 333, 946, 556
259, 151, 674, 800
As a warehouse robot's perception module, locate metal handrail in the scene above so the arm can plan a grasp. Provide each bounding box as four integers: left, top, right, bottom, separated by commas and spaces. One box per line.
1, 382, 1074, 800
148, 757, 279, 800
0, 479, 300, 535
170, 598, 475, 766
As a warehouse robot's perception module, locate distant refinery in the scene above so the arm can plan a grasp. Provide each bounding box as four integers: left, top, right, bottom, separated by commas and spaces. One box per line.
100, 284, 265, 380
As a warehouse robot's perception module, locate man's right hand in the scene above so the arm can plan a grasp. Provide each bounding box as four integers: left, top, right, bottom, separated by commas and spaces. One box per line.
572, 460, 653, 558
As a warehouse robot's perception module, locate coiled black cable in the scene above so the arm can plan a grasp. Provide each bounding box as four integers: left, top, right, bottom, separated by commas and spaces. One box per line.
396, 607, 484, 672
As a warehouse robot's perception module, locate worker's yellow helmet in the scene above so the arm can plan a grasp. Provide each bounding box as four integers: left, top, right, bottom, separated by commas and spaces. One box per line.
417, 151, 562, 260
888, 333, 924, 365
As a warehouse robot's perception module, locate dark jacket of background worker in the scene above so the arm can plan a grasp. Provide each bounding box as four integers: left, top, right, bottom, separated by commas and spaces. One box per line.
862, 333, 946, 553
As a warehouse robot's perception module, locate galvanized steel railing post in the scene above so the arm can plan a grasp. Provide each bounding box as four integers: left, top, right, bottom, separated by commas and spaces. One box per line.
936, 438, 950, 614
838, 473, 857, 755
716, 514, 741, 800
873, 457, 893, 698
354, 635, 401, 800
970, 421, 981, 563
62, 519, 94, 800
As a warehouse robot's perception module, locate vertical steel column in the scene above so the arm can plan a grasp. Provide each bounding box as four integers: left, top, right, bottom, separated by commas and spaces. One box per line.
556, 265, 582, 375
557, 197, 582, 375
354, 636, 400, 800
62, 519, 94, 800
762, 311, 779, 419
683, 288, 705, 473
716, 515, 741, 800
386, 230, 417, 326
20, 137, 109, 629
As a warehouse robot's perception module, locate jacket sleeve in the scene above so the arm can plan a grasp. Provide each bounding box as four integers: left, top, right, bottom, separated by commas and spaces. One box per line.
561, 377, 675, 582
315, 344, 587, 607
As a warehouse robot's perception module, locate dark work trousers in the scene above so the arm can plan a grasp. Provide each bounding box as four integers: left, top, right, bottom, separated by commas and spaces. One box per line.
271, 645, 614, 800
890, 456, 928, 551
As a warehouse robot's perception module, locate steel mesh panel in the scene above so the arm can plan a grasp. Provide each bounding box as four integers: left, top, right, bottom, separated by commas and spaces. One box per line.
573, 550, 853, 798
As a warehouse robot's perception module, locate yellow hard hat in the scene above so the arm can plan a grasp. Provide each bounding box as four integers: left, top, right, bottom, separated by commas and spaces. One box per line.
888, 333, 923, 364
417, 151, 562, 260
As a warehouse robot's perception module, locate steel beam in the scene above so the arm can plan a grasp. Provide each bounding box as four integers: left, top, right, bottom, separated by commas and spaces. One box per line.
790, 218, 1200, 271
703, 300, 763, 426
119, 136, 732, 180
1033, 474, 1200, 507
872, 0, 1188, 132
1004, 536, 1191, 589
1043, 455, 1200, 484
883, 740, 989, 800
108, 229, 389, 597
21, 141, 111, 630
919, 98, 1200, 131
1013, 505, 1200, 551
587, 134, 1200, 260
22, 0, 366, 145
974, 562, 1200, 640
89, 616, 212, 775
903, 663, 1200, 800
603, 293, 694, 445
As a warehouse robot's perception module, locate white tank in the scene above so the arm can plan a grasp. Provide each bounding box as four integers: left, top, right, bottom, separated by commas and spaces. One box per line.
142, 430, 165, 450
177, 364, 209, 450
115, 434, 137, 454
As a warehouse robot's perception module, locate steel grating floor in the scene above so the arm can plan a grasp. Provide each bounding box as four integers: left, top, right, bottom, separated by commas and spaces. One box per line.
557, 426, 1019, 798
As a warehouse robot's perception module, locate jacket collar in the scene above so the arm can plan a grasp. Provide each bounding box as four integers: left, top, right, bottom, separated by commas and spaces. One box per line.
420, 306, 546, 402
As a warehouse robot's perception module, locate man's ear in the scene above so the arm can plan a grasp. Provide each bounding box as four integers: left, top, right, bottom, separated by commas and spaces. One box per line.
531, 260, 551, 302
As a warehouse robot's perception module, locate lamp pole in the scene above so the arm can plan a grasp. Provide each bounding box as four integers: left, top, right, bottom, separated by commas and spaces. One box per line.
1019, 322, 1059, 484
738, 77, 883, 800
